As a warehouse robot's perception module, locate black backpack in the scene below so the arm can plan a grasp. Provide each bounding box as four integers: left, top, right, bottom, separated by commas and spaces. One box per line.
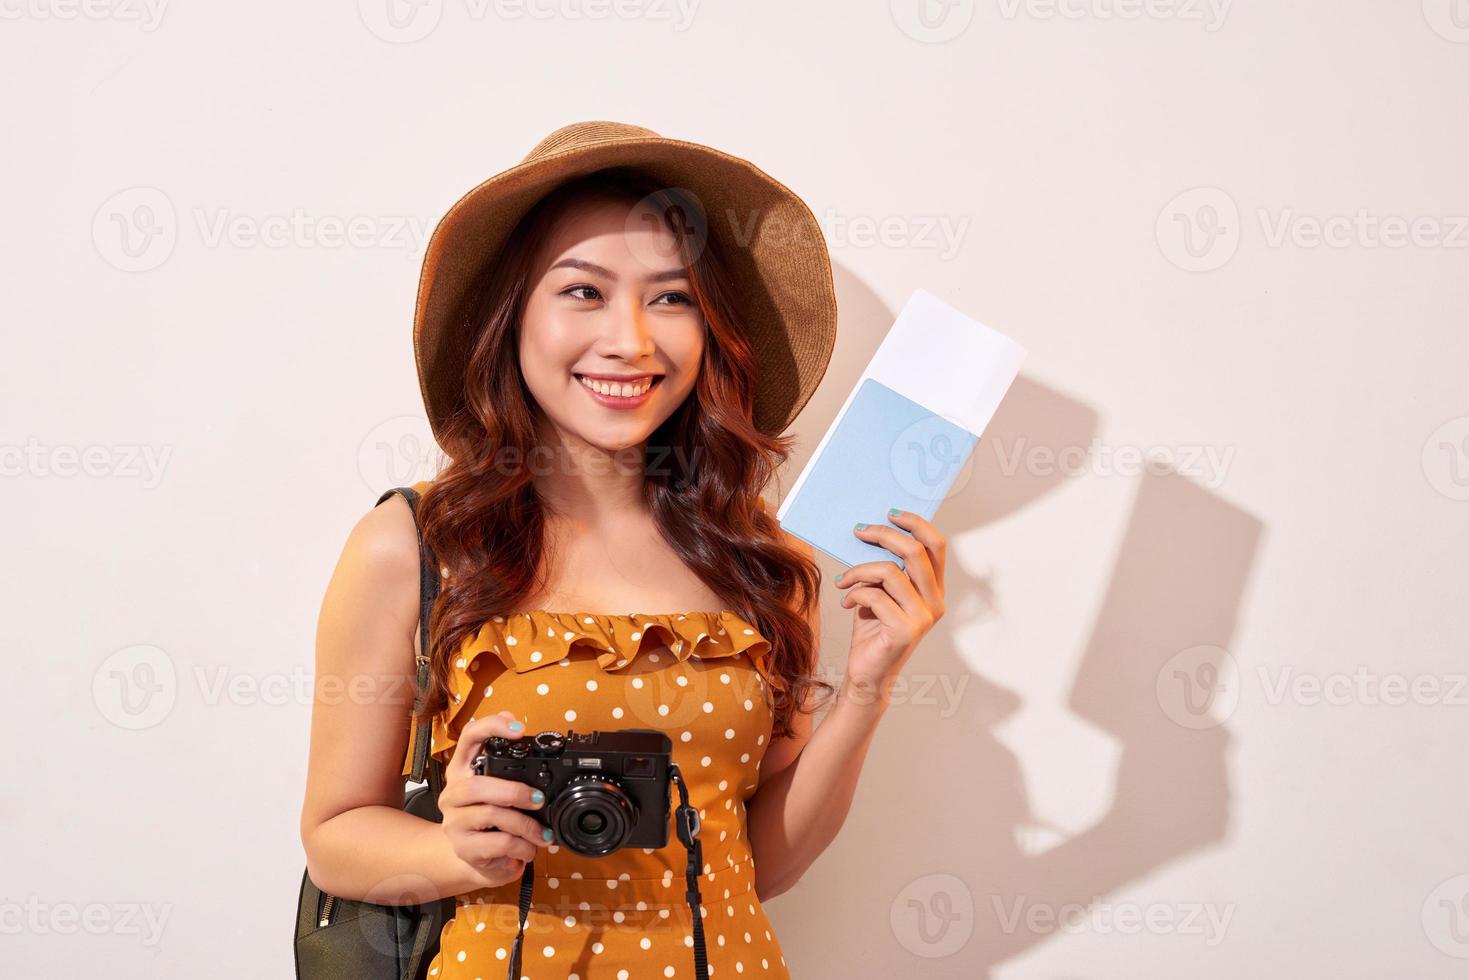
293, 486, 454, 980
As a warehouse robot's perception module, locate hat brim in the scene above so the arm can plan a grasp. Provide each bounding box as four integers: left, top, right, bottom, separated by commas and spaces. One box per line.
414, 134, 837, 446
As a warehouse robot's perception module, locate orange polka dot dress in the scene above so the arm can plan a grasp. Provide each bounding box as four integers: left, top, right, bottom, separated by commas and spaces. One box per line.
410, 608, 792, 980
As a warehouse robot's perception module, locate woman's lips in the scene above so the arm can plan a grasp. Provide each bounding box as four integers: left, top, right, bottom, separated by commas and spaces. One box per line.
573, 373, 663, 409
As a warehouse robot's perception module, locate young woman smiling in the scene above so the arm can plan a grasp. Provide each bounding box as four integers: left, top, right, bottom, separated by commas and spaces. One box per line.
299, 122, 947, 980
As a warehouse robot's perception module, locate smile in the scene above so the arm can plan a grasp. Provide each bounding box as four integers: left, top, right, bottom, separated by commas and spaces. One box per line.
573, 373, 663, 407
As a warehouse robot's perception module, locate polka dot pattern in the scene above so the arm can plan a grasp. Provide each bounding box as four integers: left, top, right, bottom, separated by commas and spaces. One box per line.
416, 609, 788, 979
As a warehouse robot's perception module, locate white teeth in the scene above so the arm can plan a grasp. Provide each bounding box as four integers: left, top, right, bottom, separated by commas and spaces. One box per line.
577, 375, 655, 398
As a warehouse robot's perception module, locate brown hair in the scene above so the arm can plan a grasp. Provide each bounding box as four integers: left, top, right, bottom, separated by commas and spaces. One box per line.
413, 166, 832, 738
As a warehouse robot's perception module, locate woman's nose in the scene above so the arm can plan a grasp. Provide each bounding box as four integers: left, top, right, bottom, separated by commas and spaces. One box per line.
597, 296, 656, 359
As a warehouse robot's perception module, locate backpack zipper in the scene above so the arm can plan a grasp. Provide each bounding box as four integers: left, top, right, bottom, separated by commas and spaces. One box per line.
318, 893, 337, 928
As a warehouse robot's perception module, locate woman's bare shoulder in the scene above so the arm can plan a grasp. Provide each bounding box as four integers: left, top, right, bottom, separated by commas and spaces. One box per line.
325, 491, 422, 626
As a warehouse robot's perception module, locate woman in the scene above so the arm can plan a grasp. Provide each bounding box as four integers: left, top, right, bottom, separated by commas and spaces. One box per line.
299, 122, 947, 980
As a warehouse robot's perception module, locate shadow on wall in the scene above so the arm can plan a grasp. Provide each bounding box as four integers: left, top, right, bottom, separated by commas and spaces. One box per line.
767, 268, 1263, 979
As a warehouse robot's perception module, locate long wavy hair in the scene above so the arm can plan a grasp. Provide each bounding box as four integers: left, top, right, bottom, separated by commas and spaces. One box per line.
413, 166, 832, 739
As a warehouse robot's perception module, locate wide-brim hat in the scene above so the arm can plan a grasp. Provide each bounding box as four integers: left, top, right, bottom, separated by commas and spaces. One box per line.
412, 120, 838, 445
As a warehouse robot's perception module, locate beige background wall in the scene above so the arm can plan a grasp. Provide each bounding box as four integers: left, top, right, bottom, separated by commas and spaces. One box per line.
4, 1, 1468, 976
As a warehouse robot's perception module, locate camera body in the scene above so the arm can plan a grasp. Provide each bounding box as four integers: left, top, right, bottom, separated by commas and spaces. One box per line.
471, 728, 673, 857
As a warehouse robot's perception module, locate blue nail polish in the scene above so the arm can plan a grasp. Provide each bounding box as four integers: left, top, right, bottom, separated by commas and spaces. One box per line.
542, 828, 553, 841
531, 789, 545, 805
509, 720, 524, 732
889, 507, 901, 518
854, 522, 866, 531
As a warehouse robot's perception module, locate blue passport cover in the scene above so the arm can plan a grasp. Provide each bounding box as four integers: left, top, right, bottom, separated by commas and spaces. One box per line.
779, 378, 978, 570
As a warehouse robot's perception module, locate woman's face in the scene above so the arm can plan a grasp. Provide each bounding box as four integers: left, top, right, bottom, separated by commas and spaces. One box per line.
519, 194, 706, 453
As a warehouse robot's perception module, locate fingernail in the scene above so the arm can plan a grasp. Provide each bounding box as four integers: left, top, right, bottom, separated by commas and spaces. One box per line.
531, 789, 545, 805
889, 507, 902, 517
854, 522, 866, 531
542, 828, 553, 841
509, 720, 524, 732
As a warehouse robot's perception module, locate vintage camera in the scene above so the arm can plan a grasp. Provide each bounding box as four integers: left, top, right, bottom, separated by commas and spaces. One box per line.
471, 728, 678, 857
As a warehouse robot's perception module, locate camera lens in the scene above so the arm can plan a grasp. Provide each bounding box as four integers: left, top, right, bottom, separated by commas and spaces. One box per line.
547, 774, 638, 857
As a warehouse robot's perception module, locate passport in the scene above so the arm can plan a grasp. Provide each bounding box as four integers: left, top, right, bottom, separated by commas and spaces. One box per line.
776, 289, 1027, 570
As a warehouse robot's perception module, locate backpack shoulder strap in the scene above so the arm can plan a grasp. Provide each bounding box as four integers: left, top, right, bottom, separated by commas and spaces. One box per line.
374, 485, 441, 787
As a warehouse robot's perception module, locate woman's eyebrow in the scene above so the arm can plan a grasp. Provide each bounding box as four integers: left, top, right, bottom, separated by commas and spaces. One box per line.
548, 256, 690, 284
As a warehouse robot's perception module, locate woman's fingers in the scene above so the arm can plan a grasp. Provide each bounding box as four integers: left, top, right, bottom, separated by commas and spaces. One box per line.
446, 710, 526, 783
837, 559, 925, 620
450, 801, 551, 853
838, 584, 905, 628
841, 513, 945, 618
890, 509, 947, 586
440, 766, 546, 814
455, 825, 541, 866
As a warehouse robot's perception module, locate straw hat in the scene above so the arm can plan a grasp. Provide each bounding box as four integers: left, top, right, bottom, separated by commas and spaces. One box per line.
412, 120, 838, 445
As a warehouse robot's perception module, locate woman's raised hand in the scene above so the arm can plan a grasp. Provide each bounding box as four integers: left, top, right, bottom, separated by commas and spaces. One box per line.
834, 508, 948, 694
439, 711, 553, 888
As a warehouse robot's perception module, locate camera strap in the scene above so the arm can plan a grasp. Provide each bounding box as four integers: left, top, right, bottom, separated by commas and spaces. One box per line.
503, 762, 710, 980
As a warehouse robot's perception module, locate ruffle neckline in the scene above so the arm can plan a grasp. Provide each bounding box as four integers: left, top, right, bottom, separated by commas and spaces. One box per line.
445, 609, 773, 710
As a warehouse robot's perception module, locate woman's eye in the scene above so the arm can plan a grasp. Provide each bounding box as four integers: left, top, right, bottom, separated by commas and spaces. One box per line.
655, 291, 693, 306
564, 285, 602, 302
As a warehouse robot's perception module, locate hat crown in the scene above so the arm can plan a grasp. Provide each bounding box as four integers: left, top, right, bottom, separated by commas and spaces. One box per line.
522, 121, 662, 163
